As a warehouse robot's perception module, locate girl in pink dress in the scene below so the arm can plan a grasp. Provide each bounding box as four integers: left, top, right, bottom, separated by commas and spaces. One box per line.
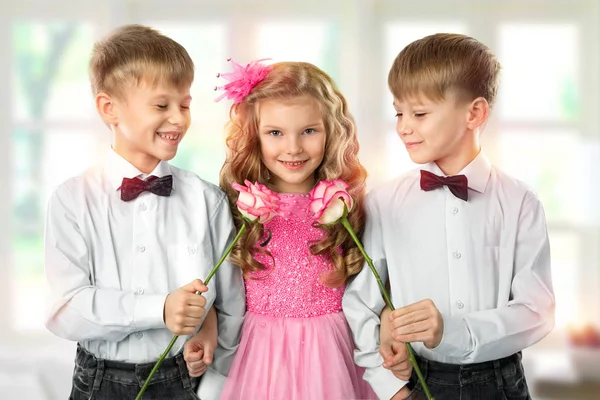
215, 60, 378, 400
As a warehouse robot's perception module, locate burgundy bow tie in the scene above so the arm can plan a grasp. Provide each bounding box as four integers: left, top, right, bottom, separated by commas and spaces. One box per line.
420, 170, 469, 201
120, 175, 173, 202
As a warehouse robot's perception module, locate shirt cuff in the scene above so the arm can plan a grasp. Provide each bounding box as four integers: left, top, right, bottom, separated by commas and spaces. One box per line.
364, 364, 408, 400
133, 294, 168, 331
196, 367, 226, 400
431, 314, 468, 358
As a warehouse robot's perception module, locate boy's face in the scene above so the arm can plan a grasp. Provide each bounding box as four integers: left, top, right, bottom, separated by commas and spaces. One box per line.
392, 92, 480, 174
107, 79, 192, 173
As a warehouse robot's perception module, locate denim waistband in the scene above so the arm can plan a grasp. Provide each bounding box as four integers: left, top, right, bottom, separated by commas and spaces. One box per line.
75, 343, 194, 388
414, 352, 523, 387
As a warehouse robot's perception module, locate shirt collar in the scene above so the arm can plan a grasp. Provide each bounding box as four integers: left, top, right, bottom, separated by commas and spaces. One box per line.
104, 148, 174, 191
421, 150, 491, 194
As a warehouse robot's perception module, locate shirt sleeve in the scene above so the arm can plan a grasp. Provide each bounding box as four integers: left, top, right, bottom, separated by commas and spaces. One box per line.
197, 194, 246, 400
44, 184, 166, 342
433, 191, 556, 362
342, 193, 408, 399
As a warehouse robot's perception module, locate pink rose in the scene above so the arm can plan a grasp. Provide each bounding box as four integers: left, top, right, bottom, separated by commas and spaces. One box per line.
232, 180, 281, 223
308, 179, 354, 225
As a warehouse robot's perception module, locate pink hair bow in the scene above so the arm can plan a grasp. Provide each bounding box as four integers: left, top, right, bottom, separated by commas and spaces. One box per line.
215, 58, 273, 104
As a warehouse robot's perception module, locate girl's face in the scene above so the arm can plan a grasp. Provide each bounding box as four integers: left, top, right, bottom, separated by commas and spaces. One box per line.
257, 95, 326, 193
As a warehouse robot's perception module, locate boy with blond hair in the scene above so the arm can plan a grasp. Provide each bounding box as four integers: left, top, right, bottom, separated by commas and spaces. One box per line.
344, 33, 555, 400
44, 24, 244, 399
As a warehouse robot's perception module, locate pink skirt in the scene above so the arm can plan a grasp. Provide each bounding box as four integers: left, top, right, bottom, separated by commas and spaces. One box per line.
221, 311, 378, 400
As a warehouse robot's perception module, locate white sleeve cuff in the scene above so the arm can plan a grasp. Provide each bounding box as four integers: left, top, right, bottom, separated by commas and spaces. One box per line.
196, 367, 227, 400
431, 315, 468, 358
364, 364, 408, 400
133, 294, 168, 331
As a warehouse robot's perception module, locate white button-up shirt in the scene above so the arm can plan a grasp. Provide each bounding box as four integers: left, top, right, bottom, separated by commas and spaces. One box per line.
343, 151, 555, 399
44, 149, 245, 399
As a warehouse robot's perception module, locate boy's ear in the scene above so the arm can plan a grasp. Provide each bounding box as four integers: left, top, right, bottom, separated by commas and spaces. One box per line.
466, 97, 489, 130
96, 92, 119, 125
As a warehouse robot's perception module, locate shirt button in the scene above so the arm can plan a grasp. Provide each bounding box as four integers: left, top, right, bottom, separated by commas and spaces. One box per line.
188, 246, 196, 255
139, 203, 147, 211
452, 207, 459, 214
456, 301, 464, 309
138, 245, 146, 253
136, 332, 144, 339
453, 251, 461, 259
136, 287, 144, 295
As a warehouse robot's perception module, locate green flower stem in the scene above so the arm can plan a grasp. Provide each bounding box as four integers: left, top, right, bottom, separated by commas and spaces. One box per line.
341, 217, 434, 400
135, 224, 247, 400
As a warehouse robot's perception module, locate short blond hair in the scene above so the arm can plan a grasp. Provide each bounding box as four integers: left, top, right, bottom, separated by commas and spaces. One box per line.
89, 24, 194, 98
388, 33, 501, 107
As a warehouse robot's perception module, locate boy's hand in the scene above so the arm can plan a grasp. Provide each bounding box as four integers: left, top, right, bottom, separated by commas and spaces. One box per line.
380, 305, 412, 380
184, 306, 217, 377
164, 279, 208, 335
390, 299, 444, 349
184, 334, 215, 377
381, 340, 412, 381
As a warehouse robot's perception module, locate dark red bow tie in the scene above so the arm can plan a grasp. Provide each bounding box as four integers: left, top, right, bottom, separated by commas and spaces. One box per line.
120, 175, 173, 202
420, 170, 469, 201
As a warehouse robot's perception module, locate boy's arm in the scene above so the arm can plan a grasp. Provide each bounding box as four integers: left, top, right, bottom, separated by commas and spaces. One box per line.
197, 194, 246, 400
395, 191, 555, 363
342, 194, 408, 400
44, 185, 167, 342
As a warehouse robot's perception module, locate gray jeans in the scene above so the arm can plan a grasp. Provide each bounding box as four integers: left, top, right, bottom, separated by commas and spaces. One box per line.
405, 352, 531, 400
69, 344, 200, 400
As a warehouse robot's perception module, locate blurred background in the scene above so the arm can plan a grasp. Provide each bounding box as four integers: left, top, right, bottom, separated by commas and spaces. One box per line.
0, 0, 598, 398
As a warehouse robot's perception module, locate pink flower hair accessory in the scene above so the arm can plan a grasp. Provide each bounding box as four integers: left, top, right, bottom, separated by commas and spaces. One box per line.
214, 58, 273, 104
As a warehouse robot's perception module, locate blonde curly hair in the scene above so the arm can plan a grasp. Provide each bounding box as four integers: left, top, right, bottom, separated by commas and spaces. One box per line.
219, 62, 367, 288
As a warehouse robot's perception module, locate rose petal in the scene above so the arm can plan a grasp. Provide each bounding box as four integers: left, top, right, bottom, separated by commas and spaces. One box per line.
253, 189, 271, 204
247, 182, 260, 193
308, 184, 320, 199
254, 196, 266, 209
237, 204, 258, 222
311, 180, 329, 200
309, 198, 325, 219
322, 185, 343, 204
237, 190, 256, 207
232, 182, 249, 193
319, 198, 345, 224
336, 192, 353, 212
322, 188, 348, 207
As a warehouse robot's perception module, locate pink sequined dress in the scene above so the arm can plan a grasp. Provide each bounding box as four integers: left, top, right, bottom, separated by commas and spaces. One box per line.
221, 193, 377, 400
